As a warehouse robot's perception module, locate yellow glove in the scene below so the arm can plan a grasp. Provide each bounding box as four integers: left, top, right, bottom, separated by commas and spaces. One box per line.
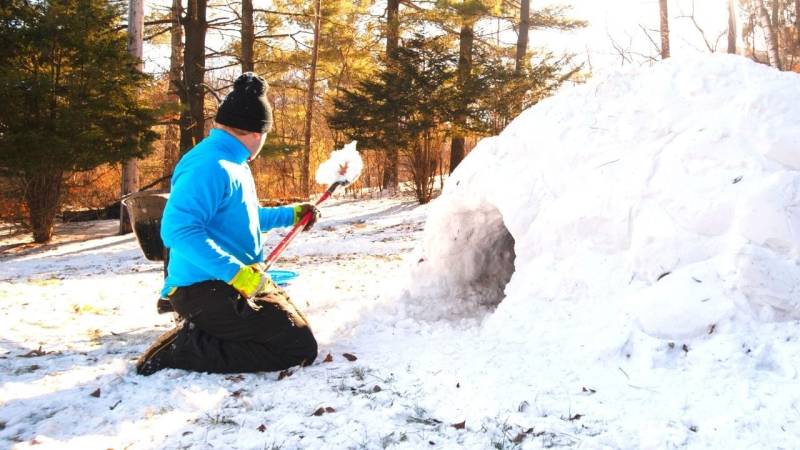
228, 264, 271, 298
293, 203, 320, 231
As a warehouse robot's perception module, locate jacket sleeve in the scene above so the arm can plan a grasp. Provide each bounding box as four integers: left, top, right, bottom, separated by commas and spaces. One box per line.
161, 160, 244, 283
258, 206, 296, 232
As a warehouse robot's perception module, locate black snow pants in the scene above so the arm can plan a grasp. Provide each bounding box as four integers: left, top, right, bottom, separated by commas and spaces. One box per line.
163, 280, 318, 373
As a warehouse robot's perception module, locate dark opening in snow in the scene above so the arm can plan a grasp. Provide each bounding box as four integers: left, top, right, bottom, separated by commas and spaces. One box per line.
408, 203, 516, 320
464, 208, 516, 311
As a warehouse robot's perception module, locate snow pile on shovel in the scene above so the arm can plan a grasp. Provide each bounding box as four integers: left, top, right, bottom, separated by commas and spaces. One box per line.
408, 54, 800, 349
316, 141, 362, 185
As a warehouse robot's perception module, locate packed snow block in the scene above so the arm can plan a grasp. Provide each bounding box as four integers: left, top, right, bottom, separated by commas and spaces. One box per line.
734, 245, 800, 319
632, 261, 735, 340
409, 54, 800, 343
732, 172, 800, 257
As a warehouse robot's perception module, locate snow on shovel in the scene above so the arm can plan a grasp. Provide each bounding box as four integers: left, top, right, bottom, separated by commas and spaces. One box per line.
263, 141, 362, 269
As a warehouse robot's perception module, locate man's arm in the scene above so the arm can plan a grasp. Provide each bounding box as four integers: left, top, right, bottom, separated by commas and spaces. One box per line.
258, 206, 295, 232
161, 162, 243, 282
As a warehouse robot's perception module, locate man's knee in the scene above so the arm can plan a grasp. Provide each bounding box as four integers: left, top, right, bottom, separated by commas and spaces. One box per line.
294, 327, 318, 366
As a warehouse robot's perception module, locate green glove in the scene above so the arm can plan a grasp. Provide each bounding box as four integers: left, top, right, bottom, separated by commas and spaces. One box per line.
229, 264, 271, 298
293, 203, 320, 231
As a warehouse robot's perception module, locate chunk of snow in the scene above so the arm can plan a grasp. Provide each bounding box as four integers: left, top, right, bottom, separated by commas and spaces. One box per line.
315, 141, 363, 185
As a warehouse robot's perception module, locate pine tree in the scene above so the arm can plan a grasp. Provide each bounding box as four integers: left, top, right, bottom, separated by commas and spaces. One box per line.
0, 0, 160, 242
328, 36, 455, 202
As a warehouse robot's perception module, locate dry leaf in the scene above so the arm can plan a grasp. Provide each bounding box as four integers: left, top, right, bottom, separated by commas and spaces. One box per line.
90, 388, 101, 398
311, 406, 336, 416
452, 421, 466, 430
278, 369, 293, 380
231, 390, 244, 398
225, 374, 245, 382
323, 353, 333, 363
342, 353, 357, 362
257, 424, 267, 432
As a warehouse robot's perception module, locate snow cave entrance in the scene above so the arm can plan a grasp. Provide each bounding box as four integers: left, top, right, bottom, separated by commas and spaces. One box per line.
446, 205, 516, 313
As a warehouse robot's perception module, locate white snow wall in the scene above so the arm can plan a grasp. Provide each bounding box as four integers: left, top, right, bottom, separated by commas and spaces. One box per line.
407, 55, 800, 342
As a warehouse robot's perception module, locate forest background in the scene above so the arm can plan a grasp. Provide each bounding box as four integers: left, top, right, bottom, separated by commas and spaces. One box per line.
1, 0, 799, 243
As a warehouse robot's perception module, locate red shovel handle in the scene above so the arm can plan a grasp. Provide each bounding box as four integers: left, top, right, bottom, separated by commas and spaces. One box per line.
263, 181, 345, 270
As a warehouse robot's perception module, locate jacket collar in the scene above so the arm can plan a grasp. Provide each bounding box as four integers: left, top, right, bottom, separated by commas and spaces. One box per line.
209, 128, 251, 164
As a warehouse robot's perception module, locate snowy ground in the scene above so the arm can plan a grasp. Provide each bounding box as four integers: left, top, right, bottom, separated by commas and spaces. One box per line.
1, 194, 800, 449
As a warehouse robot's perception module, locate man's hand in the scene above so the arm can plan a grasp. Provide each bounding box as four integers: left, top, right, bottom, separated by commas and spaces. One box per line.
229, 264, 271, 298
293, 203, 320, 231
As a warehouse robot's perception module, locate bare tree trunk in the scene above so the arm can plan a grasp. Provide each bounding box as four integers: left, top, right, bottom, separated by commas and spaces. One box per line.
728, 0, 737, 53
449, 23, 473, 174
181, 0, 208, 154
659, 0, 670, 59
301, 0, 322, 198
162, 0, 183, 190
795, 0, 800, 48
241, 0, 254, 72
772, 0, 783, 60
515, 0, 530, 74
382, 0, 400, 191
24, 170, 64, 243
120, 0, 144, 234
758, 0, 782, 69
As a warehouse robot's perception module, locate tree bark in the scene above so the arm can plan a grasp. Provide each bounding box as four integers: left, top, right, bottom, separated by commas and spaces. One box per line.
241, 0, 255, 72
24, 171, 63, 243
728, 0, 737, 54
382, 0, 400, 191
181, 0, 208, 154
121, 0, 144, 234
449, 23, 473, 174
515, 0, 530, 74
301, 0, 322, 198
163, 0, 183, 190
659, 0, 670, 59
758, 0, 782, 69
796, 0, 800, 48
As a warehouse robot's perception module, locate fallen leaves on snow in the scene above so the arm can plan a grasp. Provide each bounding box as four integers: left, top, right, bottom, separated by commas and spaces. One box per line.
312, 406, 336, 416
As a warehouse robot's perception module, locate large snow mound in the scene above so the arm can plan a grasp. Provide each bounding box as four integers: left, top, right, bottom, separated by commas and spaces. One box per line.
408, 55, 800, 344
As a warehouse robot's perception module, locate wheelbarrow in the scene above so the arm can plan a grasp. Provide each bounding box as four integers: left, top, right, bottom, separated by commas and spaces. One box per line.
121, 190, 170, 263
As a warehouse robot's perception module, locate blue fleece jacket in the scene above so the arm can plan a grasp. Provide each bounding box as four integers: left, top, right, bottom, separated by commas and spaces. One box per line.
160, 129, 295, 297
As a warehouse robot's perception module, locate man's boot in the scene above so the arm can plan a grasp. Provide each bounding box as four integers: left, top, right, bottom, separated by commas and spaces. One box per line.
135, 324, 182, 376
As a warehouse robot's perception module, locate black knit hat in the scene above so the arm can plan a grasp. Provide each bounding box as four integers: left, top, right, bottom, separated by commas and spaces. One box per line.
215, 72, 273, 133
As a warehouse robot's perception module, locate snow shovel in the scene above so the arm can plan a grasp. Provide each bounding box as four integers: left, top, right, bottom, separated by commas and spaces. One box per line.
264, 142, 362, 270
263, 179, 347, 270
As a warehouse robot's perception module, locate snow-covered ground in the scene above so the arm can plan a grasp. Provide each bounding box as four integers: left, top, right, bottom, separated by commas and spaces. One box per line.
3, 54, 800, 449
